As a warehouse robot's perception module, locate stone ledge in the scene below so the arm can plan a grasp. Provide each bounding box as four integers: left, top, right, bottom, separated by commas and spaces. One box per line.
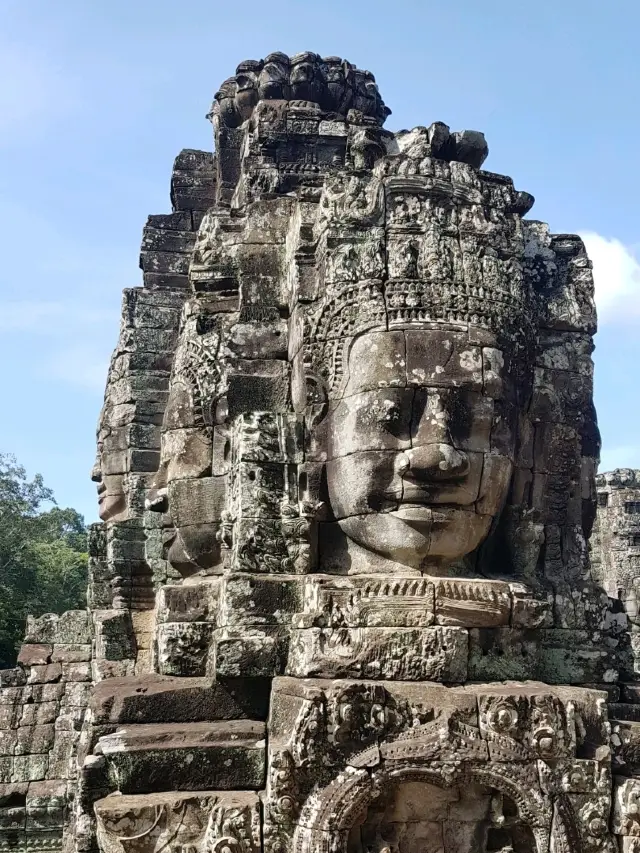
95, 721, 266, 793
91, 674, 270, 724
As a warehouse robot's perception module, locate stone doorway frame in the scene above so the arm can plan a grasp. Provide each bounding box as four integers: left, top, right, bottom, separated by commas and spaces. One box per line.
292, 760, 586, 853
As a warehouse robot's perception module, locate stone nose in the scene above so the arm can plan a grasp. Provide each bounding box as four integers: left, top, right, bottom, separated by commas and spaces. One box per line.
396, 444, 470, 483
146, 487, 168, 513
146, 463, 169, 513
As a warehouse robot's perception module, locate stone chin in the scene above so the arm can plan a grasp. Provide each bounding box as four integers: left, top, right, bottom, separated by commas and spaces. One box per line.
97, 489, 128, 523
165, 525, 221, 576
338, 505, 494, 570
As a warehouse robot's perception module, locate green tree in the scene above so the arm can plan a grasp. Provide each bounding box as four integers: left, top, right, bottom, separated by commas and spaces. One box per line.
0, 454, 88, 668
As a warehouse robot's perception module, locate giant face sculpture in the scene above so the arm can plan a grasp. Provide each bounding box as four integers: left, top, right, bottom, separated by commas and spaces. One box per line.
148, 300, 227, 575
321, 327, 516, 570
150, 56, 599, 587
91, 447, 128, 523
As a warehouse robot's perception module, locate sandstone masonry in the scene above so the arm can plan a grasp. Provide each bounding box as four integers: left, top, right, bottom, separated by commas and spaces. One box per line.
0, 51, 637, 853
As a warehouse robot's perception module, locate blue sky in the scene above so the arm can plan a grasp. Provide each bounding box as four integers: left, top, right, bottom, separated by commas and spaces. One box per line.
1, 0, 639, 523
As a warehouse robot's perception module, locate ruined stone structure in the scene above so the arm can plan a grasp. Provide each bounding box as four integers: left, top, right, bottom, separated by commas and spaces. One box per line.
2, 51, 640, 853
592, 469, 640, 682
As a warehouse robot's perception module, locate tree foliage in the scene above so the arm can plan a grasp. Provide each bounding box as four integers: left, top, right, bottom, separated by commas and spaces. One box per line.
0, 454, 88, 668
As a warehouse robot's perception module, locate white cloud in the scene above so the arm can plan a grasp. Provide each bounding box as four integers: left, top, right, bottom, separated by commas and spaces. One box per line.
580, 232, 640, 321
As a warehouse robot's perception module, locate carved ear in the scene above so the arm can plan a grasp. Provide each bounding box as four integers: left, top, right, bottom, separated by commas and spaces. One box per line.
305, 374, 329, 429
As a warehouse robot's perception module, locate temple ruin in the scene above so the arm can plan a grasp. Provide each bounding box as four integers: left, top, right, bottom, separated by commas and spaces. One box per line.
1, 51, 639, 853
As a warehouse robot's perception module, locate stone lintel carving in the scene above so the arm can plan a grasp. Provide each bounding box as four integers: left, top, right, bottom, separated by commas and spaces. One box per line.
265, 678, 613, 853
95, 791, 261, 853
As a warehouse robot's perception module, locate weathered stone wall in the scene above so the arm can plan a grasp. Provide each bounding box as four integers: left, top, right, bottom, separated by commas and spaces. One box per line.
0, 610, 91, 853
592, 468, 640, 680
0, 148, 214, 853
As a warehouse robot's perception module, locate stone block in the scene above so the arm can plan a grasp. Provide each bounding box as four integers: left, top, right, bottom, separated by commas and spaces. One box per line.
96, 721, 266, 793
0, 731, 17, 757
510, 583, 553, 629
434, 578, 511, 627
215, 627, 289, 677
61, 662, 91, 682
51, 644, 92, 663
405, 330, 483, 389
219, 574, 303, 627
14, 726, 55, 756
47, 730, 77, 779
538, 629, 621, 684
30, 684, 64, 703
55, 611, 91, 644
95, 611, 136, 661
24, 615, 58, 644
62, 682, 92, 708
0, 782, 26, 828
468, 629, 540, 682
17, 646, 52, 667
227, 361, 290, 417
231, 412, 303, 463
141, 228, 195, 254
287, 626, 468, 681
91, 674, 270, 724
156, 622, 215, 677
11, 755, 48, 783
293, 575, 435, 629
156, 581, 220, 624
233, 462, 287, 519
227, 318, 288, 361
25, 780, 66, 831
92, 660, 136, 682
146, 212, 192, 232
469, 627, 622, 685
139, 250, 189, 275
167, 477, 226, 528
53, 708, 85, 732
26, 665, 61, 685
0, 705, 19, 730
0, 669, 26, 688
20, 702, 58, 727
171, 185, 216, 212
95, 790, 261, 853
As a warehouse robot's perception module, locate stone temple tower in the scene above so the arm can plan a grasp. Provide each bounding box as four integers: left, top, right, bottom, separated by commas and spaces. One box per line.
592, 469, 640, 680
2, 50, 640, 853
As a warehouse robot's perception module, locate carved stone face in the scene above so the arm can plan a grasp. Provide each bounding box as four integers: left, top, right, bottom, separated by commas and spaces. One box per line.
147, 302, 227, 574
290, 53, 322, 103
213, 78, 241, 128
258, 53, 290, 100
234, 61, 261, 121
323, 329, 515, 570
323, 57, 350, 112
352, 71, 376, 117
91, 444, 128, 523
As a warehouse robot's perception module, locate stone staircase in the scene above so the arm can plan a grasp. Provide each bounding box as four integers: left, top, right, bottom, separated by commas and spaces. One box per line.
70, 673, 269, 853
